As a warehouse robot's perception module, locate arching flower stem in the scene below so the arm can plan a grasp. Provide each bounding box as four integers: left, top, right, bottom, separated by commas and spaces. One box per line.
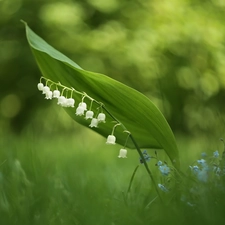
129, 134, 163, 203
38, 77, 163, 202
123, 130, 131, 148
111, 123, 120, 135
101, 104, 163, 203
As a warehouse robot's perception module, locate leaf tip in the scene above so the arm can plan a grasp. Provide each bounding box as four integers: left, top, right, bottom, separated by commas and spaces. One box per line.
20, 20, 27, 26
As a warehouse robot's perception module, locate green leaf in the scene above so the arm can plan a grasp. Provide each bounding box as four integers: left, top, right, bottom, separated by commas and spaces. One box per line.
22, 21, 179, 167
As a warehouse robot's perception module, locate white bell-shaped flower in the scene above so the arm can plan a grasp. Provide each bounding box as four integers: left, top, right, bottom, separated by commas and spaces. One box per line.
76, 106, 85, 116
45, 90, 53, 99
66, 98, 75, 107
57, 96, 66, 106
89, 118, 98, 128
37, 83, 44, 91
42, 86, 50, 94
106, 135, 116, 144
97, 113, 106, 123
79, 102, 87, 111
53, 90, 60, 98
85, 110, 94, 119
61, 98, 69, 107
118, 149, 127, 158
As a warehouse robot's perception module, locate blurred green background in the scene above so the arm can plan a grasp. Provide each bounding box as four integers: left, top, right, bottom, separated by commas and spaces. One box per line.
1, 0, 225, 224
1, 0, 225, 142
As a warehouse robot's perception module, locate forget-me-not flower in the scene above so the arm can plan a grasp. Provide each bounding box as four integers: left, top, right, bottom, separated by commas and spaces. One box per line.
213, 150, 219, 158
159, 164, 170, 176
140, 150, 150, 164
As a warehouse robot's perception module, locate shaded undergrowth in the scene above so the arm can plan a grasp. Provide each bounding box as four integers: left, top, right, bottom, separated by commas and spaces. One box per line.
0, 132, 225, 225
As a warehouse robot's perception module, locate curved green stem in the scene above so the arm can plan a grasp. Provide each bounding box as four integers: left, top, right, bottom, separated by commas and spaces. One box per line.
102, 105, 163, 203
129, 134, 163, 203
40, 76, 163, 202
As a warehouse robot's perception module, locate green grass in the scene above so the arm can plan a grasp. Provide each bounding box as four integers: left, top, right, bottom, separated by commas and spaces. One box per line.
1, 129, 225, 225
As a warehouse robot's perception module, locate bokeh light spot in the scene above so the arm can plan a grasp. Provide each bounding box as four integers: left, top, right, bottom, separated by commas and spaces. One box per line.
87, 0, 119, 13
0, 0, 21, 18
0, 94, 21, 118
39, 2, 84, 26
199, 72, 219, 97
176, 67, 197, 90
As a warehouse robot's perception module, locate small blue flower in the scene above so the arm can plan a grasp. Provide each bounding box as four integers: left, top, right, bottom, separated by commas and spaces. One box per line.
157, 161, 163, 166
201, 152, 207, 158
140, 150, 151, 164
197, 159, 206, 165
213, 150, 219, 158
213, 166, 221, 176
158, 183, 169, 192
197, 169, 208, 183
187, 202, 195, 207
190, 164, 208, 182
190, 165, 200, 174
159, 165, 170, 176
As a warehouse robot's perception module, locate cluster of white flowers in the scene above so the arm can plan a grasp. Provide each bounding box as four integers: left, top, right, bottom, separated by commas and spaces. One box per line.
38, 81, 107, 128
37, 78, 128, 159
38, 82, 75, 106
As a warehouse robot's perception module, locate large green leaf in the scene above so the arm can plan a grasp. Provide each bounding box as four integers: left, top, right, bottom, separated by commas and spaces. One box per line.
23, 22, 179, 167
